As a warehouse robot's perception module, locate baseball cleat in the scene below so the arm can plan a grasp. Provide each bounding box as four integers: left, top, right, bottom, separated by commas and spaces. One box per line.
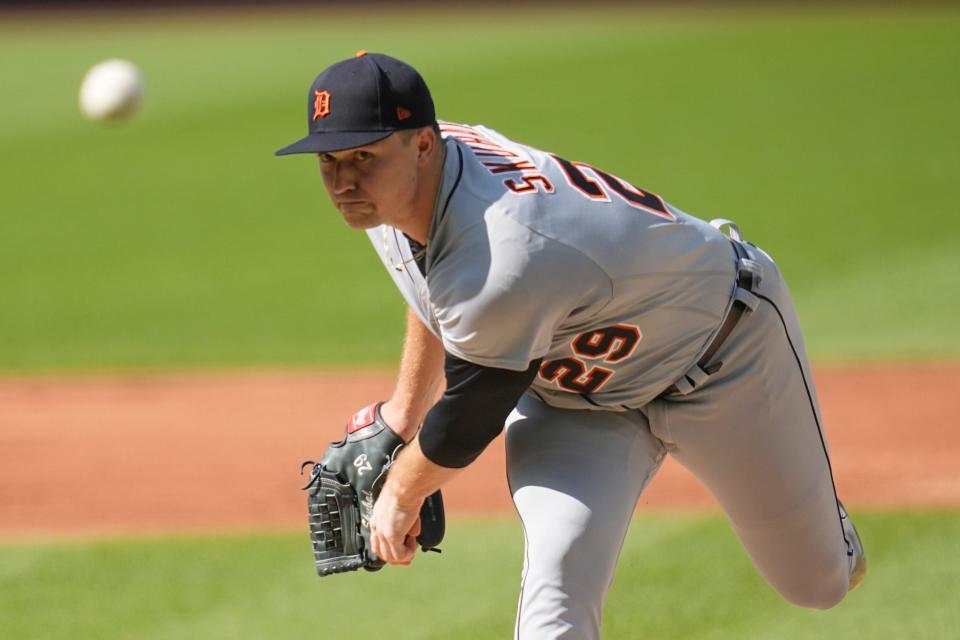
839, 501, 867, 591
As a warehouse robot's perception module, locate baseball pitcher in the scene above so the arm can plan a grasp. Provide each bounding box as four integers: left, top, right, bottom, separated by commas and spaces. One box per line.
277, 52, 866, 639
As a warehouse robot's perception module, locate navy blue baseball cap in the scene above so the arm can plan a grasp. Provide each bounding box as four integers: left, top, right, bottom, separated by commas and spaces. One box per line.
275, 51, 436, 156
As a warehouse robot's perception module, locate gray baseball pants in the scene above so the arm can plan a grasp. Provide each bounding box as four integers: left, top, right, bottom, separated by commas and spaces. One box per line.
505, 243, 853, 640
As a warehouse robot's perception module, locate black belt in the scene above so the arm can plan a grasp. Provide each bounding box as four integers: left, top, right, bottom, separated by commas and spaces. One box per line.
660, 240, 759, 397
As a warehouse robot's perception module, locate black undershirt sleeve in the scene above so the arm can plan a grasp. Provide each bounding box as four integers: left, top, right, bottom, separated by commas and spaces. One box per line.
418, 353, 543, 469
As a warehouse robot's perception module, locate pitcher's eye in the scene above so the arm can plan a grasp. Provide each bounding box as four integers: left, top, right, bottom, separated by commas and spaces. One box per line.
355, 150, 372, 162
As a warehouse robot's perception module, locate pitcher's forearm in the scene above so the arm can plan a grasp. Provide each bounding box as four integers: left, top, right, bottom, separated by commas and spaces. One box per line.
380, 307, 445, 440
383, 435, 462, 507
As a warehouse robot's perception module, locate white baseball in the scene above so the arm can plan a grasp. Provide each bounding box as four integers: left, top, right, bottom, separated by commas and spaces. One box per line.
78, 59, 144, 122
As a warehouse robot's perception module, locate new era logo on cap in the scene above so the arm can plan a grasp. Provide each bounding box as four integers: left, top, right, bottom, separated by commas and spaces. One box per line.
275, 52, 437, 156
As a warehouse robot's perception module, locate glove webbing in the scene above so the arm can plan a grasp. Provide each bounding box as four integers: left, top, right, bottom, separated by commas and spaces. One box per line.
302, 463, 370, 575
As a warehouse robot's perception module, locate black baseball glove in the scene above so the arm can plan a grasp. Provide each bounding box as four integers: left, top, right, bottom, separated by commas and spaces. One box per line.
300, 402, 444, 576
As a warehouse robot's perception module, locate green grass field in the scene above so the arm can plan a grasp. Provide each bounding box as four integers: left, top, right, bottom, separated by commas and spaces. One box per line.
2, 513, 958, 640
1, 5, 958, 372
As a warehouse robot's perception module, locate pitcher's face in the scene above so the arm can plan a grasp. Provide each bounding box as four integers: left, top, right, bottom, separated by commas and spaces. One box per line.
319, 131, 421, 230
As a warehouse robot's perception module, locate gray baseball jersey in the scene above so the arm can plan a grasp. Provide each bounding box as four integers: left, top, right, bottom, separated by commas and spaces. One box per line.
369, 121, 738, 410
367, 122, 861, 637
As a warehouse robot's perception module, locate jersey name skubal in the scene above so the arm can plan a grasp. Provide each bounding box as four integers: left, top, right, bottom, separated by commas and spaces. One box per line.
369, 122, 739, 410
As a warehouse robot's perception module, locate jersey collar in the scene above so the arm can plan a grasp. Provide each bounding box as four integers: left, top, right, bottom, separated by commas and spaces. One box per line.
425, 137, 464, 269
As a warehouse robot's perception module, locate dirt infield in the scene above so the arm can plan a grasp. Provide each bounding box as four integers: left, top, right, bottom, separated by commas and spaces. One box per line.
1, 364, 958, 538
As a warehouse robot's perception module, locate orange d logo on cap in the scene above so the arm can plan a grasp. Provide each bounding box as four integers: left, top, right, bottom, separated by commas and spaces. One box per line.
313, 90, 331, 120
